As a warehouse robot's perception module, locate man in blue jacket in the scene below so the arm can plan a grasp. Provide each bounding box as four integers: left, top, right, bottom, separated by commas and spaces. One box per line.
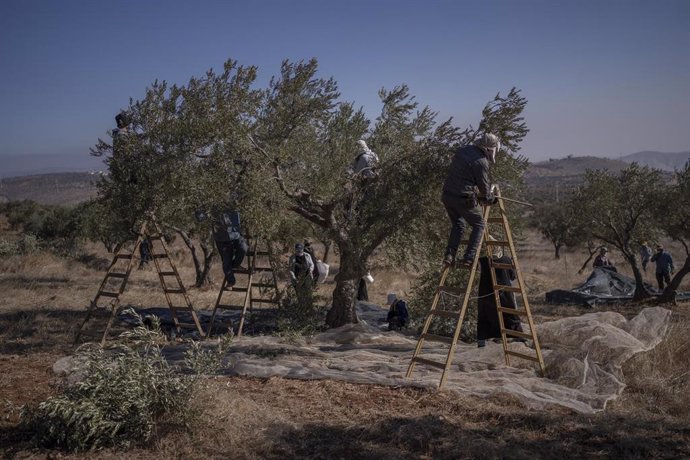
651, 245, 675, 290
441, 133, 500, 267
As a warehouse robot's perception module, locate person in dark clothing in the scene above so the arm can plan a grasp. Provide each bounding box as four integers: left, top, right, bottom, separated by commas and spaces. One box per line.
386, 293, 409, 331
289, 243, 314, 306
212, 210, 248, 286
356, 277, 369, 301
651, 245, 675, 290
476, 254, 523, 347
138, 236, 152, 269
593, 247, 617, 272
442, 133, 500, 267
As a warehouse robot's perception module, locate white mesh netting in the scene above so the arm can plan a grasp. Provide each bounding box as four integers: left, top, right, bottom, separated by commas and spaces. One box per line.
157, 303, 671, 414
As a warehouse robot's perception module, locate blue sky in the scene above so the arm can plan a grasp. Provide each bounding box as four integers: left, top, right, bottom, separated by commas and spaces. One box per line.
1, 0, 688, 167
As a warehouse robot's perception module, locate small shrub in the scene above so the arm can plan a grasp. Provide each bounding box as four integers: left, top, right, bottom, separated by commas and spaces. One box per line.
20, 312, 231, 451
18, 233, 41, 254
276, 285, 325, 336
0, 238, 20, 256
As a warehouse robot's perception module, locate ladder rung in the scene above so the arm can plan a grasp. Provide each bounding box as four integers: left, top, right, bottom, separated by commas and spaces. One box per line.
106, 273, 127, 279
98, 291, 120, 298
494, 285, 521, 293
485, 240, 510, 246
252, 267, 274, 273
159, 271, 177, 276
429, 309, 460, 319
252, 283, 276, 289
412, 356, 447, 370
497, 306, 529, 316
216, 304, 244, 310
165, 289, 186, 294
491, 263, 514, 270
487, 217, 505, 223
439, 286, 466, 296
505, 349, 541, 363
230, 287, 249, 292
148, 235, 163, 240
422, 333, 454, 344
115, 253, 133, 259
151, 254, 168, 259
501, 329, 533, 340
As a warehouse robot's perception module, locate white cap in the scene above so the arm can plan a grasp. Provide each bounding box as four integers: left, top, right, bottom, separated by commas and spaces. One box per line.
357, 139, 368, 150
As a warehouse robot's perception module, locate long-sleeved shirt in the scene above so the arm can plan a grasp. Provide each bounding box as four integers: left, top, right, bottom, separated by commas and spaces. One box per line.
288, 253, 314, 280
651, 251, 674, 274
442, 144, 494, 203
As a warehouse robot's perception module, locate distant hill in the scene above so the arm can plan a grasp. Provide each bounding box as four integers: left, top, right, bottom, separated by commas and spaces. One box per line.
0, 153, 105, 179
0, 172, 99, 205
618, 151, 690, 172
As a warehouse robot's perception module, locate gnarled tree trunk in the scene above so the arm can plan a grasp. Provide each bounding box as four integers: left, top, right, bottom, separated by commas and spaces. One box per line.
659, 254, 690, 304
326, 242, 365, 328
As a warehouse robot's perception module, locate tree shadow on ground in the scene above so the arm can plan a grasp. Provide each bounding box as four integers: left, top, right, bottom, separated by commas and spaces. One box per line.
262, 411, 690, 459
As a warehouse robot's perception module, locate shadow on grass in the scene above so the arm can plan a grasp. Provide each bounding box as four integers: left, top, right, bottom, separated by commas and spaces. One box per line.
263, 411, 690, 459
0, 307, 125, 354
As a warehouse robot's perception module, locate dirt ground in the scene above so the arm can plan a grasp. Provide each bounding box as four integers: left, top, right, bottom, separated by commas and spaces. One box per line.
1, 233, 690, 458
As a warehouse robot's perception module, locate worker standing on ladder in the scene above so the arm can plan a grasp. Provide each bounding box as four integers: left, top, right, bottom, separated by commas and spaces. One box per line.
211, 210, 248, 287
441, 133, 501, 267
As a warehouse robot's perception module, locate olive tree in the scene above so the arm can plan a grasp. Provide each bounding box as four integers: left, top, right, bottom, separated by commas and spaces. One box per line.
250, 59, 529, 327
570, 163, 667, 300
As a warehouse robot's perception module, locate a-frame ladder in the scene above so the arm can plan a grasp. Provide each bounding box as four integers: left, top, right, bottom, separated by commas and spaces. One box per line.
406, 187, 545, 388
75, 214, 205, 345
207, 237, 279, 337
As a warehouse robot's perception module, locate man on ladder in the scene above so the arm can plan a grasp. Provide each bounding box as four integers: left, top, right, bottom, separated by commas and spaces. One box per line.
441, 133, 501, 267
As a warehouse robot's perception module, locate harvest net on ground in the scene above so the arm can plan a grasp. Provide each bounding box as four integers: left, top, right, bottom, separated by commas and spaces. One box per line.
121, 303, 672, 415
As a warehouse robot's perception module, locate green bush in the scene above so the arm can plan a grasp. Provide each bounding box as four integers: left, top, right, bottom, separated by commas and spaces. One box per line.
0, 238, 20, 256
21, 313, 231, 451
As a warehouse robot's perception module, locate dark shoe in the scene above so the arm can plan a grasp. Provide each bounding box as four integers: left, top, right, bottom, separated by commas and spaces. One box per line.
226, 272, 236, 286
443, 254, 455, 266
477, 339, 486, 348
457, 259, 473, 268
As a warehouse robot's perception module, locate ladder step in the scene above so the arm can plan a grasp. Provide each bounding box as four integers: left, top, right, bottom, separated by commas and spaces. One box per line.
230, 287, 249, 292
165, 289, 186, 294
216, 304, 245, 310
148, 235, 163, 240
429, 309, 460, 319
106, 272, 127, 279
422, 333, 454, 344
497, 306, 529, 316
505, 349, 541, 363
491, 262, 514, 270
252, 267, 274, 273
494, 285, 521, 293
115, 253, 133, 259
485, 240, 510, 246
487, 217, 505, 223
151, 254, 169, 259
412, 356, 447, 370
501, 329, 534, 340
439, 286, 466, 296
98, 291, 120, 298
159, 271, 177, 276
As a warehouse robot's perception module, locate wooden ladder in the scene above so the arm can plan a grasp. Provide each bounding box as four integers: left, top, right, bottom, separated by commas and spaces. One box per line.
207, 237, 279, 337
75, 214, 205, 345
406, 186, 545, 388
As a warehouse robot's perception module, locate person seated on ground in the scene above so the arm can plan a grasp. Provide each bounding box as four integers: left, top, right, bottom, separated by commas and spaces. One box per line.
593, 247, 617, 272
386, 293, 409, 331
208, 209, 248, 287
651, 245, 674, 291
476, 241, 523, 347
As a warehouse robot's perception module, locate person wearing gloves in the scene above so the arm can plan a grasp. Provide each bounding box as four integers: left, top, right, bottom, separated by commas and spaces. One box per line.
441, 133, 501, 267
651, 245, 675, 290
348, 139, 379, 179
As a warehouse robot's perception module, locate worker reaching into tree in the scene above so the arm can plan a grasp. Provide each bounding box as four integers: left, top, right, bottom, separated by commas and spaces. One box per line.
441, 133, 500, 267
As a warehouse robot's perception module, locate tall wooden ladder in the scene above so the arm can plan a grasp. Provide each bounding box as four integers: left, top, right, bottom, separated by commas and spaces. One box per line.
406, 187, 545, 388
207, 237, 279, 337
75, 214, 205, 345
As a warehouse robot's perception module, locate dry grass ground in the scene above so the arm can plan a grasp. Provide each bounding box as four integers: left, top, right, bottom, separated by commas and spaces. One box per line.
1, 230, 690, 458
